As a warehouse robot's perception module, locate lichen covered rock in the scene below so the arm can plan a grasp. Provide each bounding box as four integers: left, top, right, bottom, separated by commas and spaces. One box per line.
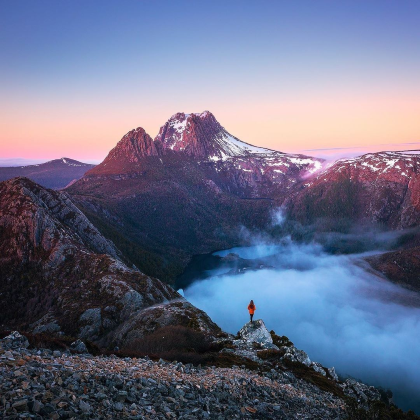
281, 345, 312, 367
237, 319, 278, 350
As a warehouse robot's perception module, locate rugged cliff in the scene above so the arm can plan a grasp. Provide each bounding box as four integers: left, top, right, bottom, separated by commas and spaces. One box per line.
0, 177, 219, 348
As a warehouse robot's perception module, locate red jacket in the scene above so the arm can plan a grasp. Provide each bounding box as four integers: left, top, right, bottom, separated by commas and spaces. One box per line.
248, 304, 256, 314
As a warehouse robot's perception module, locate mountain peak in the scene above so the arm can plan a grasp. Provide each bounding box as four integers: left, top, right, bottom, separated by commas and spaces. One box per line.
155, 110, 274, 160
168, 110, 213, 121
115, 127, 158, 160
88, 111, 281, 176
88, 127, 158, 175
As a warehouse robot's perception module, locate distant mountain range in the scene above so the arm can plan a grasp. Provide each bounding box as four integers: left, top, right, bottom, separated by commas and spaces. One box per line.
66, 111, 420, 287
0, 158, 95, 189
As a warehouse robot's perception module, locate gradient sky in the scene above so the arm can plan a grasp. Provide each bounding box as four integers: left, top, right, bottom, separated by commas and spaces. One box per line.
1, 0, 419, 162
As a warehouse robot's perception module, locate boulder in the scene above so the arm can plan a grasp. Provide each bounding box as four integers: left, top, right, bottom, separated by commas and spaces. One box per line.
328, 367, 339, 381
237, 319, 278, 349
79, 308, 102, 339
1, 331, 29, 350
70, 339, 89, 354
340, 378, 381, 409
311, 362, 326, 376
281, 345, 311, 366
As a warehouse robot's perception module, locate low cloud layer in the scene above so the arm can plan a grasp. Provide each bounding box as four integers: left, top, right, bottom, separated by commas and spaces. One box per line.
184, 241, 420, 413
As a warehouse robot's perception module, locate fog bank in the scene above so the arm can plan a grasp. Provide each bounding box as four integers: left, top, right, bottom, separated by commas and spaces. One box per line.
184, 241, 420, 413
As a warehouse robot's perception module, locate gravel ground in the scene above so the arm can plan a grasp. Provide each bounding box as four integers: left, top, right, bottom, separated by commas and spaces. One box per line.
1, 343, 347, 419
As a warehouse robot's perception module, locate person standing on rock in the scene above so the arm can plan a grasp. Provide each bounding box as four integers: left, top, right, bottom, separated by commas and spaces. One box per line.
248, 300, 256, 322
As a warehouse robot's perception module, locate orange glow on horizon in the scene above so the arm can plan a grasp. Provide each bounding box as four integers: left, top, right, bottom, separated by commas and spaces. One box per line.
1, 89, 419, 162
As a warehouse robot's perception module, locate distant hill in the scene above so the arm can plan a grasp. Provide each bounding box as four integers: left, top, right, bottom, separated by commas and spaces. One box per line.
0, 158, 95, 189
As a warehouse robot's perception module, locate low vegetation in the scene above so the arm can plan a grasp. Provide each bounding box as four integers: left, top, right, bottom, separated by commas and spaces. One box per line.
269, 330, 293, 347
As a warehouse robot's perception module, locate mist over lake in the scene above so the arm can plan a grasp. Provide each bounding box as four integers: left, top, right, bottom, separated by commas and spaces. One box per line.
182, 240, 420, 413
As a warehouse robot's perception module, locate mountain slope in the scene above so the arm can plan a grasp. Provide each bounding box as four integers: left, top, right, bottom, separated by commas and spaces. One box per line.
367, 246, 420, 292
0, 177, 219, 347
71, 156, 275, 282
0, 158, 95, 189
286, 151, 420, 229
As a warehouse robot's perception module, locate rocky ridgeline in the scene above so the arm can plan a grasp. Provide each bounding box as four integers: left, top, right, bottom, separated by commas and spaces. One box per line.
1, 323, 396, 419
226, 320, 339, 380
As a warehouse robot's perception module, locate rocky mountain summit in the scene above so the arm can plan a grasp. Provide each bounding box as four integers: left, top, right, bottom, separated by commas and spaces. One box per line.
221, 320, 339, 383
1, 323, 414, 419
155, 111, 276, 160
0, 158, 94, 189
83, 111, 323, 201
89, 111, 322, 174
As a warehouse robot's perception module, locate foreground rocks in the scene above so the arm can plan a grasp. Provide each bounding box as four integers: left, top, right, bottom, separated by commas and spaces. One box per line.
0, 335, 346, 419
0, 328, 406, 419
226, 320, 337, 379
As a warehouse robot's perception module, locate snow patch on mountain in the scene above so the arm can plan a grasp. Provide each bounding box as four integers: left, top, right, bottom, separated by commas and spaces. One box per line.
314, 151, 419, 179
60, 158, 86, 167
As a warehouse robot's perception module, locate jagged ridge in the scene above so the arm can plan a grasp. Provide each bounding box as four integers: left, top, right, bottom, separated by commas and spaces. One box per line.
0, 177, 219, 347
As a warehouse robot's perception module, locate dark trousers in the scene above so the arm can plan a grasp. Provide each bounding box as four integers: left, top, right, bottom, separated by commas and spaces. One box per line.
250, 313, 253, 322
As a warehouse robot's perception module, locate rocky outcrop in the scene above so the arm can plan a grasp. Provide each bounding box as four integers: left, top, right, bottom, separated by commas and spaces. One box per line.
88, 127, 158, 175
0, 176, 121, 261
0, 177, 219, 347
281, 345, 312, 367
340, 379, 382, 410
237, 320, 278, 350
221, 320, 340, 382
104, 299, 220, 348
70, 339, 89, 354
